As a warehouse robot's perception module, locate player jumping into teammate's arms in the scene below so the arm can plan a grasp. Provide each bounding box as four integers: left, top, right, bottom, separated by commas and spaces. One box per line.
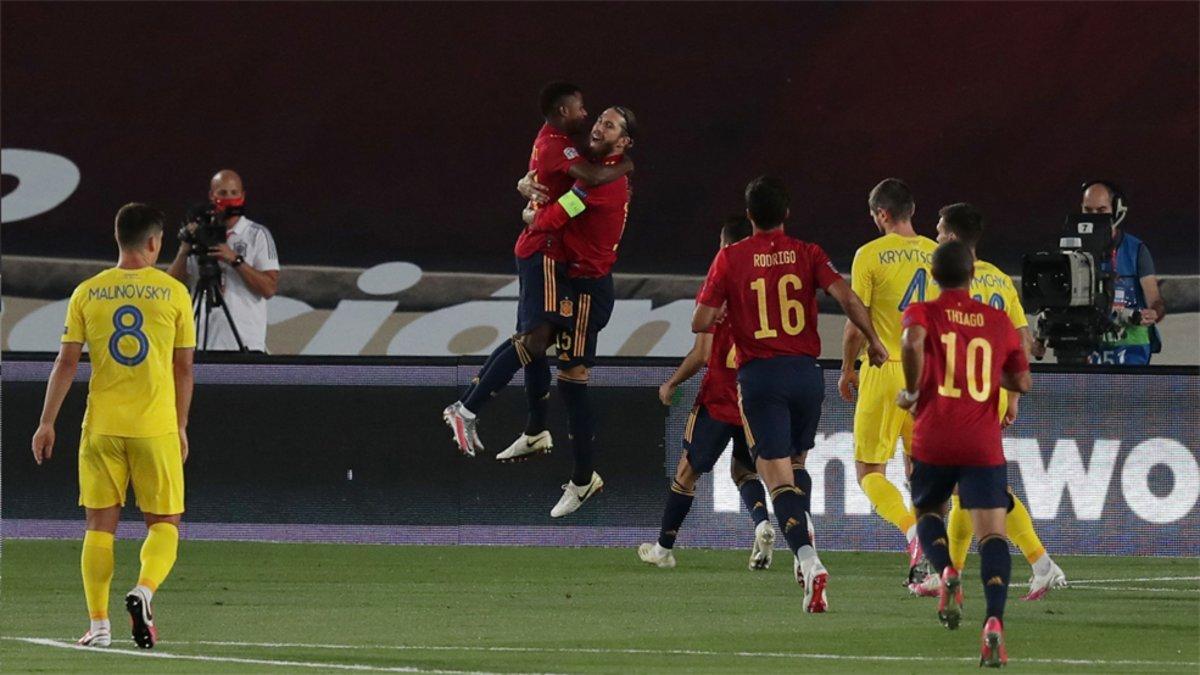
32, 204, 196, 649
638, 217, 779, 570
520, 106, 637, 516
897, 240, 1032, 667
838, 178, 938, 581
443, 82, 632, 459
693, 176, 888, 611
907, 203, 1067, 600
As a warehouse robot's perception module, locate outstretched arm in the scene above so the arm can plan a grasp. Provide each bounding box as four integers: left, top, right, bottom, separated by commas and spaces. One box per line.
568, 156, 633, 187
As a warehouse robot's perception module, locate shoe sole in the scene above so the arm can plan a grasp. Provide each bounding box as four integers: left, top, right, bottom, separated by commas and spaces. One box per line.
805, 572, 828, 613
495, 447, 552, 463
125, 594, 156, 649
980, 631, 1004, 668
938, 576, 963, 630
551, 483, 603, 518
442, 413, 475, 457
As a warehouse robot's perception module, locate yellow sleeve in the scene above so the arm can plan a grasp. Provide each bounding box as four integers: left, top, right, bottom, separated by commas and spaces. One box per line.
62, 287, 86, 344
174, 285, 197, 349
1002, 275, 1028, 330
850, 247, 873, 307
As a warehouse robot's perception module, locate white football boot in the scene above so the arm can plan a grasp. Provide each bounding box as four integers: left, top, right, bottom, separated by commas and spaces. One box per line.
796, 555, 830, 613
442, 402, 483, 457
550, 472, 604, 518
1023, 559, 1068, 600
748, 520, 775, 570
77, 624, 111, 647
637, 542, 677, 569
495, 430, 553, 462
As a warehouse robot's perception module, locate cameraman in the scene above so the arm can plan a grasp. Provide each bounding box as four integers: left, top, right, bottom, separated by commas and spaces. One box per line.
1080, 180, 1165, 365
166, 170, 280, 352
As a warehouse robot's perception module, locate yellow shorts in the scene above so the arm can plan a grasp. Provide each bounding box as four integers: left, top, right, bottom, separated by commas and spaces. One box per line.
78, 432, 185, 515
853, 361, 912, 464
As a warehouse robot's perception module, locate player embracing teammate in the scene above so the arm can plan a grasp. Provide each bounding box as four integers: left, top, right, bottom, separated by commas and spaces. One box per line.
692, 176, 888, 610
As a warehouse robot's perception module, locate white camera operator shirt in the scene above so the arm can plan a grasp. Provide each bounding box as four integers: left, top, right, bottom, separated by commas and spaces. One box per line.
186, 216, 280, 351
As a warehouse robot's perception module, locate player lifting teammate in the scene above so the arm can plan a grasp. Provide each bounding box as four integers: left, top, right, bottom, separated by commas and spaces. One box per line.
638, 217, 778, 570
904, 203, 1067, 599
897, 240, 1032, 667
693, 176, 888, 611
839, 178, 938, 580
444, 82, 632, 459
519, 106, 636, 516
32, 204, 196, 649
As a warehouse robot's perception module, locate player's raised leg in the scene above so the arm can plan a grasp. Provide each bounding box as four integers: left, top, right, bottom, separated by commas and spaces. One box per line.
496, 357, 555, 462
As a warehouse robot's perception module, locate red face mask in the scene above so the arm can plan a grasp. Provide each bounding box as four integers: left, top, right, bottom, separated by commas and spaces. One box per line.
212, 195, 245, 211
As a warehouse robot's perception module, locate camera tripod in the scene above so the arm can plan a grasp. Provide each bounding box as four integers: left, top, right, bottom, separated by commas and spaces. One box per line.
192, 263, 248, 352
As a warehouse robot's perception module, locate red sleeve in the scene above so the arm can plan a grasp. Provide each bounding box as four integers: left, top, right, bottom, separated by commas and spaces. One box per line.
540, 138, 585, 178
902, 303, 928, 330
694, 287, 718, 334
697, 250, 728, 308
531, 200, 571, 231
1002, 320, 1030, 374
810, 244, 843, 290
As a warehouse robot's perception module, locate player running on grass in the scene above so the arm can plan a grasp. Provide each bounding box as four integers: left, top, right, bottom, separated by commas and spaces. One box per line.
906, 203, 1067, 600
443, 81, 632, 459
638, 217, 782, 570
32, 204, 196, 649
693, 176, 888, 612
839, 178, 938, 583
897, 240, 1033, 667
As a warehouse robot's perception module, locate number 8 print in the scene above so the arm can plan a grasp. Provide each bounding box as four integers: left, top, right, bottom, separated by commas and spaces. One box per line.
109, 305, 149, 366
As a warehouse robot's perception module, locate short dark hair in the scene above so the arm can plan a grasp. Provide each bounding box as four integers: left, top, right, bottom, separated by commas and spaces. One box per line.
115, 203, 165, 249
720, 215, 752, 245
868, 178, 915, 221
939, 202, 984, 248
612, 105, 638, 139
745, 176, 789, 229
539, 81, 581, 117
931, 240, 975, 289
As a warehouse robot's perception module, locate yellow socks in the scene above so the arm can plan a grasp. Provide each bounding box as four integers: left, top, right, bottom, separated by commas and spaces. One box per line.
1006, 493, 1046, 564
81, 530, 115, 620
860, 472, 916, 534
137, 522, 179, 592
947, 495, 973, 570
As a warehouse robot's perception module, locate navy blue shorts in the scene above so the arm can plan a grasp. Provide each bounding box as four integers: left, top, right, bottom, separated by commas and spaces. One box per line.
910, 459, 1008, 510
683, 404, 751, 475
515, 253, 573, 333
736, 355, 824, 461
556, 274, 615, 370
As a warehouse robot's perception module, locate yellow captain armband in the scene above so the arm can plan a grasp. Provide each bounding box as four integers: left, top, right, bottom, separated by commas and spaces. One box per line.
557, 187, 588, 218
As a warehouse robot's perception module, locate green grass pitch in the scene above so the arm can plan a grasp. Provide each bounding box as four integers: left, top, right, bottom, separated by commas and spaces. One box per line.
1, 539, 1197, 673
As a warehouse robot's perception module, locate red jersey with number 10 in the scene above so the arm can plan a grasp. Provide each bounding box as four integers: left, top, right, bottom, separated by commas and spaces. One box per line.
514, 123, 585, 260
902, 289, 1029, 467
696, 304, 741, 426
697, 228, 842, 365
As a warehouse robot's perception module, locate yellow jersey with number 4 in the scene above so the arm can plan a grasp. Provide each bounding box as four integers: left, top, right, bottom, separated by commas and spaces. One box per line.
850, 233, 938, 360
63, 266, 196, 437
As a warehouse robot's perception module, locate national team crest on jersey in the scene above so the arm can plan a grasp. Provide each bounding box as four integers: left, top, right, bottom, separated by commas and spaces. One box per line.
563, 147, 579, 160
559, 299, 574, 318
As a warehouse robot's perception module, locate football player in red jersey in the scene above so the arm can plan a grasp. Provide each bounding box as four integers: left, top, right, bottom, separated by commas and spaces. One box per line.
693, 176, 887, 612
637, 217, 779, 570
897, 240, 1032, 667
521, 106, 636, 517
444, 82, 632, 459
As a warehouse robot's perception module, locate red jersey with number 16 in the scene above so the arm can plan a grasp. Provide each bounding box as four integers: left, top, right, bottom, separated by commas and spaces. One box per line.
902, 289, 1029, 467
514, 123, 585, 260
697, 228, 842, 365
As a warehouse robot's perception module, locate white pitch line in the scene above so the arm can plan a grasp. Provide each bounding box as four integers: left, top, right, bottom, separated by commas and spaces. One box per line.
1058, 585, 1199, 593
5, 637, 547, 675
161, 637, 1200, 668
1063, 576, 1200, 585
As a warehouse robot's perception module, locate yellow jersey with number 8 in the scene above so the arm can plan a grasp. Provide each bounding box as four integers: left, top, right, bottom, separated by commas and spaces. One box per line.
850, 233, 939, 360
63, 267, 196, 437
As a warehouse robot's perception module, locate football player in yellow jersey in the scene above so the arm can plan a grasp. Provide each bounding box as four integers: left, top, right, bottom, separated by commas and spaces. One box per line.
31, 203, 196, 649
838, 179, 938, 578
910, 202, 1066, 600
